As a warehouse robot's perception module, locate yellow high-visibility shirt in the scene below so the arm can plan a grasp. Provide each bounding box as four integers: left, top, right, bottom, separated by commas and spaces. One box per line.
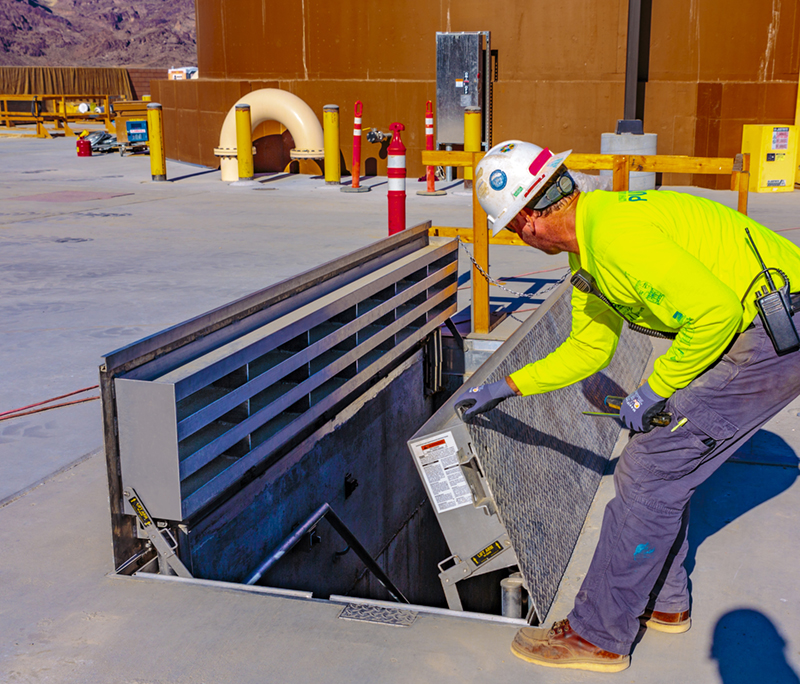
509, 189, 800, 398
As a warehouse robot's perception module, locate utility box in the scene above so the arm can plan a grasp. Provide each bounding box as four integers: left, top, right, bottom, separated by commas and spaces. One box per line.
126, 120, 148, 143
114, 101, 150, 143
741, 124, 797, 193
436, 32, 493, 150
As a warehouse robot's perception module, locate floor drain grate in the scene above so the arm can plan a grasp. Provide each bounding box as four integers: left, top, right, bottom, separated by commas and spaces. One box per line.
338, 603, 418, 627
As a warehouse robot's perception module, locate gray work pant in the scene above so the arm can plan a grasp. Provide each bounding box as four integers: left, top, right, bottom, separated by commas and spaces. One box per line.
568, 310, 800, 655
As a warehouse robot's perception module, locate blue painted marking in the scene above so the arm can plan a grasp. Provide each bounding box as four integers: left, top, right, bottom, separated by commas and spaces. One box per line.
634, 542, 655, 561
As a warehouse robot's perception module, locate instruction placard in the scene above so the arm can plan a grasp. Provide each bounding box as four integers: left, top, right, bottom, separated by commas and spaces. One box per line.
410, 432, 473, 514
772, 127, 790, 150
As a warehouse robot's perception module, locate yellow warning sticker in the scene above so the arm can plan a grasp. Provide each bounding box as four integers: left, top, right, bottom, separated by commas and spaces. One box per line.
472, 540, 504, 567
129, 496, 152, 527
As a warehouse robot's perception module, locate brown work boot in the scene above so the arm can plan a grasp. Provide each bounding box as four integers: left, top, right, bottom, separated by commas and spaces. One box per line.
511, 619, 630, 673
641, 609, 691, 634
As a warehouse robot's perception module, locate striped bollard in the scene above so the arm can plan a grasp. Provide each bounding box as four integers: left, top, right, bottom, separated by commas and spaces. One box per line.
417, 100, 445, 196
341, 100, 370, 193
387, 122, 406, 236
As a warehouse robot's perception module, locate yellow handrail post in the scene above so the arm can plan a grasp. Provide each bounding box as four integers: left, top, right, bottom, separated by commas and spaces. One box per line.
235, 103, 255, 181
612, 155, 629, 191
464, 107, 482, 190
104, 96, 115, 134
146, 103, 167, 182
737, 153, 750, 215
323, 104, 340, 185
471, 151, 491, 334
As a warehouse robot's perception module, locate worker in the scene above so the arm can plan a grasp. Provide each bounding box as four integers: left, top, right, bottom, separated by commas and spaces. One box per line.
454, 140, 800, 672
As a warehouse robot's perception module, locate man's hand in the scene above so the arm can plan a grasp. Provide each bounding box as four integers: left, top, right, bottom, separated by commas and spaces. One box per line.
619, 381, 667, 433
454, 379, 517, 420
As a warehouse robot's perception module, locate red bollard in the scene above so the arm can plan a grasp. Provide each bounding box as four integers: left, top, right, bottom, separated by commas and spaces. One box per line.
341, 100, 370, 193
387, 122, 406, 236
417, 100, 445, 196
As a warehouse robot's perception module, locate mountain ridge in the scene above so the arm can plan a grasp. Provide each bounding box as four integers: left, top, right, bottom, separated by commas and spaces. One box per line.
0, 0, 197, 68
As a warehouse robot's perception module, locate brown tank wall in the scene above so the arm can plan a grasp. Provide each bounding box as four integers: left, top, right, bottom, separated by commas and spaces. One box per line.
159, 0, 799, 185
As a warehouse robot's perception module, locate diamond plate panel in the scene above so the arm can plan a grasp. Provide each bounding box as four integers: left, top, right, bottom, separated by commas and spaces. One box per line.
464, 289, 652, 623
338, 603, 419, 627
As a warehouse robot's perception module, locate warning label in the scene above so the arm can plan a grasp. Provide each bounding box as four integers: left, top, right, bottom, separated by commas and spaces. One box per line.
772, 127, 790, 150
410, 432, 473, 514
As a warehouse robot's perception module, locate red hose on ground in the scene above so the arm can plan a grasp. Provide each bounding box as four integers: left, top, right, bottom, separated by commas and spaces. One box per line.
0, 385, 100, 421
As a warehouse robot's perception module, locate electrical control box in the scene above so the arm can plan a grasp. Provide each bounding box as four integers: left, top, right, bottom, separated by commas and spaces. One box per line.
435, 32, 492, 149
741, 124, 797, 193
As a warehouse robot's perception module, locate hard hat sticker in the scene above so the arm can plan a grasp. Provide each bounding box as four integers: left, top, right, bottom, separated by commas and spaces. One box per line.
513, 186, 524, 198
489, 170, 507, 191
500, 143, 516, 153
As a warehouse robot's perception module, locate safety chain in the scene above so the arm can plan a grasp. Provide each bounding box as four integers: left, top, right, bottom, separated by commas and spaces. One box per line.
456, 237, 570, 301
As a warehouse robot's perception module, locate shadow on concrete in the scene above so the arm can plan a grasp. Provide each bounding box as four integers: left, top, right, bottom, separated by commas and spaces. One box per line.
685, 431, 799, 578
711, 609, 799, 684
169, 168, 219, 182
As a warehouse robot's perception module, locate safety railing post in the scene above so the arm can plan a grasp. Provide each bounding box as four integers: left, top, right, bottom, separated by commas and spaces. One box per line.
612, 155, 629, 191
737, 153, 750, 215
323, 104, 341, 185
387, 122, 407, 236
146, 103, 167, 182
235, 103, 255, 181
471, 151, 490, 334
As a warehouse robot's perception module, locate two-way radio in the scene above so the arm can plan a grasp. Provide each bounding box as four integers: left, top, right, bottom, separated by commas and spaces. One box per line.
745, 227, 800, 356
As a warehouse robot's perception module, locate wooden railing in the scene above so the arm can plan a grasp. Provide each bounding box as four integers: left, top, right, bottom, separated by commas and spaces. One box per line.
422, 150, 751, 334
0, 94, 117, 138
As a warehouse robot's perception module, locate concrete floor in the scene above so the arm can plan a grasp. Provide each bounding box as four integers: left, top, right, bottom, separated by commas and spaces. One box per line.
1, 135, 799, 683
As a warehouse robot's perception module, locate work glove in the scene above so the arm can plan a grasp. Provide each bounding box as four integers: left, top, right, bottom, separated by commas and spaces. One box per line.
454, 379, 516, 421
619, 380, 667, 433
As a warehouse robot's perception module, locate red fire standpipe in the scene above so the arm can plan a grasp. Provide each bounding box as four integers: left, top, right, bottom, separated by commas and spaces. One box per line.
387, 122, 406, 236
341, 101, 370, 193
416, 100, 445, 196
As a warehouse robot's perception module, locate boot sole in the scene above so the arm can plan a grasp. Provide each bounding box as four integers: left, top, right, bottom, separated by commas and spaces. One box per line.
643, 617, 691, 634
511, 643, 630, 673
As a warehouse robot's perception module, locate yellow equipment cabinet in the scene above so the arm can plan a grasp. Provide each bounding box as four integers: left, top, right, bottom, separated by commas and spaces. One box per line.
741, 124, 797, 193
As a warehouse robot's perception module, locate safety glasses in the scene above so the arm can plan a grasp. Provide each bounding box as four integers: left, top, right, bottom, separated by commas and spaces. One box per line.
526, 169, 575, 212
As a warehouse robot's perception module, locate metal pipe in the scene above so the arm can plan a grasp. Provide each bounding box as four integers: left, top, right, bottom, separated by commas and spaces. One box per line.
246, 503, 330, 585
244, 502, 409, 604
500, 574, 525, 619
215, 89, 324, 182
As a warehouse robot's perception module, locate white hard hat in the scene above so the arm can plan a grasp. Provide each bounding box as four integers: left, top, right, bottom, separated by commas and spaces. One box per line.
475, 141, 572, 235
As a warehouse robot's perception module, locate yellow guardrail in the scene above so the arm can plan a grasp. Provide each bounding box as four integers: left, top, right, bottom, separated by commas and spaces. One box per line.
0, 94, 117, 138
423, 150, 751, 334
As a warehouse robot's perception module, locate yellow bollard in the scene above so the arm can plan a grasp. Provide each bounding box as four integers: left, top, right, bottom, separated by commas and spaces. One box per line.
464, 106, 482, 188
235, 104, 254, 181
146, 103, 167, 182
323, 104, 341, 185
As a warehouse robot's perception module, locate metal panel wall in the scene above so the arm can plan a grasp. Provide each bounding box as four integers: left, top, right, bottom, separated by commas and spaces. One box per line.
409, 281, 652, 622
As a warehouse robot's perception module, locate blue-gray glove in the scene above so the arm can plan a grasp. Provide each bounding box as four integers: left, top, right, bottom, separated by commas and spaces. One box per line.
619, 381, 667, 433
454, 379, 516, 420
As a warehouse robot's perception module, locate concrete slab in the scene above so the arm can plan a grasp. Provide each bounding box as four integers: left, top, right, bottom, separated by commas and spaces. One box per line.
1, 135, 799, 683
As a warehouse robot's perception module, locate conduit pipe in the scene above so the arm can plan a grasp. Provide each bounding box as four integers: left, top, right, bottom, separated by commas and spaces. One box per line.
215, 89, 324, 182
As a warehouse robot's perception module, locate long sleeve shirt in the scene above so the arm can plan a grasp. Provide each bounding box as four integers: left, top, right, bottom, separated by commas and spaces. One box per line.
509, 189, 800, 398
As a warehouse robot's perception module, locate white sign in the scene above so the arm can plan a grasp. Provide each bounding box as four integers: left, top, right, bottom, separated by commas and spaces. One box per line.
410, 431, 473, 514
